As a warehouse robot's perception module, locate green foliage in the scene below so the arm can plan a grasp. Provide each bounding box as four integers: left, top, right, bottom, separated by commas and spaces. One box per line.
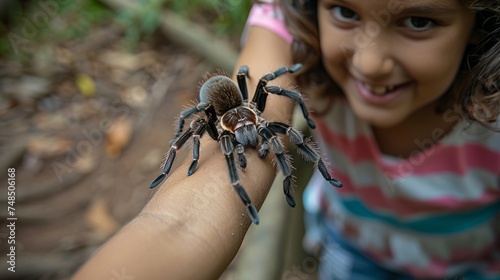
115, 0, 251, 49
44, 1, 111, 41
168, 0, 251, 35
212, 0, 253, 35
0, 0, 112, 59
0, 38, 12, 55
115, 0, 165, 50
0, 0, 251, 58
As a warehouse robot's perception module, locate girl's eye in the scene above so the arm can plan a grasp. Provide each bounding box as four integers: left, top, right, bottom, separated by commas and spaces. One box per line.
404, 17, 435, 31
331, 6, 359, 22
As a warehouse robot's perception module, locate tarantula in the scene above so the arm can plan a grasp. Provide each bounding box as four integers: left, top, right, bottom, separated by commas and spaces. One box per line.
148, 64, 342, 225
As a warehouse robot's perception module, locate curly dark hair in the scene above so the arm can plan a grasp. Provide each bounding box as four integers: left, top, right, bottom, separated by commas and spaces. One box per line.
278, 0, 500, 130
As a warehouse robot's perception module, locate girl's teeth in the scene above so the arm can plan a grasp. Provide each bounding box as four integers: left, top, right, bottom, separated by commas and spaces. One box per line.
374, 87, 386, 95
363, 83, 395, 95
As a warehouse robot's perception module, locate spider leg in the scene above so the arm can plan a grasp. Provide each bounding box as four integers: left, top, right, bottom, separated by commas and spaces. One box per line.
204, 106, 219, 140
264, 86, 316, 129
250, 63, 315, 128
258, 125, 296, 207
149, 126, 195, 189
267, 122, 343, 188
235, 144, 247, 169
187, 107, 220, 175
252, 64, 302, 113
220, 131, 259, 224
176, 102, 210, 138
237, 65, 250, 100
258, 139, 270, 158
187, 119, 210, 176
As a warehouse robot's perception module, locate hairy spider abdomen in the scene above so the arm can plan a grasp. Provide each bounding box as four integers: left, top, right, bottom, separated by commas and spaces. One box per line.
199, 76, 243, 116
221, 107, 259, 147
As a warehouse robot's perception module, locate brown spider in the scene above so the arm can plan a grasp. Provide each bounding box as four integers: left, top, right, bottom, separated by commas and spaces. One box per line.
148, 64, 342, 225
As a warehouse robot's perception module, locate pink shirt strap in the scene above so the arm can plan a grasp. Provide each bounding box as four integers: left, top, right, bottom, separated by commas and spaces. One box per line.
244, 3, 293, 44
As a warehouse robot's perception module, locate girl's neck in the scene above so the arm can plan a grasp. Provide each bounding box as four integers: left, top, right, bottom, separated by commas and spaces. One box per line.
371, 102, 459, 158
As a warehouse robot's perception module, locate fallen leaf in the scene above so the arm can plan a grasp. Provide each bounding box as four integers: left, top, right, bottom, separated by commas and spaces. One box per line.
0, 97, 17, 117
3, 76, 51, 103
76, 74, 96, 97
56, 47, 74, 66
33, 112, 69, 131
99, 50, 156, 71
105, 117, 133, 159
27, 135, 73, 159
33, 45, 57, 78
84, 198, 120, 237
73, 154, 96, 174
64, 101, 100, 121
123, 85, 148, 108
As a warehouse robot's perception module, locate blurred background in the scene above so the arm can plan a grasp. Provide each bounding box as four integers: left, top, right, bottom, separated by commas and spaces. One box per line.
0, 0, 317, 279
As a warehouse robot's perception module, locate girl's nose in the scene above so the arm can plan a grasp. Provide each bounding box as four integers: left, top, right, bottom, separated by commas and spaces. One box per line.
352, 42, 394, 79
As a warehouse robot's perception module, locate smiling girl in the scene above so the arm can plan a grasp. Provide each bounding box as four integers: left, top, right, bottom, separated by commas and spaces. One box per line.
242, 0, 499, 278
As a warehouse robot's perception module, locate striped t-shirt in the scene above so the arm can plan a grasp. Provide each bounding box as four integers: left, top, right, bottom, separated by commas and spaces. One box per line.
246, 3, 500, 278
308, 100, 500, 278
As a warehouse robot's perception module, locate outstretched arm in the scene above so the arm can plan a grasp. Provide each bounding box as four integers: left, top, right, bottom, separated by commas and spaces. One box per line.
72, 26, 295, 280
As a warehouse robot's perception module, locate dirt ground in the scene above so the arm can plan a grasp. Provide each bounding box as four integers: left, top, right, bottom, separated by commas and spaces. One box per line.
0, 26, 250, 278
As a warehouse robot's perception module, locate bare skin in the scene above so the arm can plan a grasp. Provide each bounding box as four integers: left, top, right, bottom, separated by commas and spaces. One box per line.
72, 26, 295, 280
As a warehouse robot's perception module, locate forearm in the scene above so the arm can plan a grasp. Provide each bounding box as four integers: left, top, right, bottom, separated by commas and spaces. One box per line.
73, 139, 276, 280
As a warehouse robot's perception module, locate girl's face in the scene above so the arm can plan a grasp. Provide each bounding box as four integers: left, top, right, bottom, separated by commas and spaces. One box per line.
317, 0, 476, 128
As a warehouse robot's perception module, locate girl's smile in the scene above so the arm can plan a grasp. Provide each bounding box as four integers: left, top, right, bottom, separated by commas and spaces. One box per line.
354, 79, 410, 106
318, 0, 476, 128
